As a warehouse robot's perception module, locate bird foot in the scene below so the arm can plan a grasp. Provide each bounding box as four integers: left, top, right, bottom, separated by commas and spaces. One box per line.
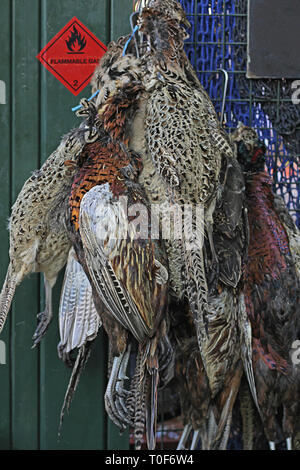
32, 310, 52, 348
105, 347, 133, 430
105, 382, 133, 431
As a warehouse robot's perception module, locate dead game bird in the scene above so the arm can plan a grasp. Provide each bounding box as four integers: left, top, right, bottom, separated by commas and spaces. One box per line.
136, 0, 242, 389
0, 37, 135, 348
66, 76, 172, 450
0, 128, 89, 346
231, 123, 300, 450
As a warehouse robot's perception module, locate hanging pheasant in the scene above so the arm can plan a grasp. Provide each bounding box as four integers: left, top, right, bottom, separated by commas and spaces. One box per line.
131, 0, 254, 448
231, 123, 300, 450
0, 127, 91, 346
91, 35, 185, 304
136, 0, 240, 373
66, 68, 173, 449
0, 37, 133, 348
56, 36, 143, 372
171, 152, 252, 450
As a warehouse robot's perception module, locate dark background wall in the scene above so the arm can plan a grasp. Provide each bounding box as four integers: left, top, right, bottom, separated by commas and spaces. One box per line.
0, 0, 132, 450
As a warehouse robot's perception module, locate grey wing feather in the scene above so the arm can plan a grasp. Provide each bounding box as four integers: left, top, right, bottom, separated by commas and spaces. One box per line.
79, 185, 151, 343
58, 248, 101, 357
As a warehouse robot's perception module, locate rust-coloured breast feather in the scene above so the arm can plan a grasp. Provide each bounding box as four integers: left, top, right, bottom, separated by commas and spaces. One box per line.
69, 140, 131, 231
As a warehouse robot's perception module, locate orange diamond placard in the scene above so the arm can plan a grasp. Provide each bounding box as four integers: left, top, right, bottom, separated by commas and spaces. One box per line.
37, 17, 107, 96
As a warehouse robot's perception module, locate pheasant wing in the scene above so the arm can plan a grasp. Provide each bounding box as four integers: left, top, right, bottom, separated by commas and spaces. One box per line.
79, 184, 153, 343
58, 247, 101, 360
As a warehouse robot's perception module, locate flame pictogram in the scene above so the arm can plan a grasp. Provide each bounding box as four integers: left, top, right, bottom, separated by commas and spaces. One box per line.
66, 25, 87, 53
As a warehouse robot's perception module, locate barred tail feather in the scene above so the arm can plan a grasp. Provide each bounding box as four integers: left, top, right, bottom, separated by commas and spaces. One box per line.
58, 342, 92, 438
184, 246, 209, 363
208, 362, 243, 450
133, 346, 148, 450
146, 360, 159, 450
0, 264, 17, 334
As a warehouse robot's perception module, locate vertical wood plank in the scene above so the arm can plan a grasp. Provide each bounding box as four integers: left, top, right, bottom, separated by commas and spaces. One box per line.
107, 0, 133, 450
39, 0, 110, 450
0, 0, 12, 450
9, 0, 41, 450
110, 0, 132, 40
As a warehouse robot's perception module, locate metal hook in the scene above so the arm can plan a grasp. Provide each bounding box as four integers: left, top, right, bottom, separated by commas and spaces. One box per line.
130, 11, 140, 58
218, 68, 229, 125
122, 24, 140, 57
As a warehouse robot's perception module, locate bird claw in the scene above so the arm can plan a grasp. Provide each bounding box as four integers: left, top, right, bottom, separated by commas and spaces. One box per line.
32, 310, 52, 347
104, 348, 134, 429
105, 386, 133, 430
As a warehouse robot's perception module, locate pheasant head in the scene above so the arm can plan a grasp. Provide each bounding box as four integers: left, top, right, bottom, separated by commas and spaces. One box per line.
91, 37, 144, 108
231, 123, 266, 173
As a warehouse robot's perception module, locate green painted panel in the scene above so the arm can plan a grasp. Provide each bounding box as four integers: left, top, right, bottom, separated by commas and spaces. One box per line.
39, 0, 109, 450
0, 0, 12, 451
0, 0, 134, 450
10, 0, 41, 450
111, 0, 132, 41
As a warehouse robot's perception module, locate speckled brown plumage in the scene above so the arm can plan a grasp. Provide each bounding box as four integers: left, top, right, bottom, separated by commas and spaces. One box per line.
0, 127, 88, 343
131, 1, 253, 449
136, 1, 245, 400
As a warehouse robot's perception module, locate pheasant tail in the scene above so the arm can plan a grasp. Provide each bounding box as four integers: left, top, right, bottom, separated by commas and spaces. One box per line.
146, 356, 159, 451
58, 342, 92, 438
0, 263, 17, 334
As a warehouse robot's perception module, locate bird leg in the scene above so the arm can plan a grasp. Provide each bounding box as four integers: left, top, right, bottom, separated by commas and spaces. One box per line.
115, 345, 132, 423
32, 275, 53, 347
176, 424, 192, 450
105, 345, 133, 430
190, 429, 201, 450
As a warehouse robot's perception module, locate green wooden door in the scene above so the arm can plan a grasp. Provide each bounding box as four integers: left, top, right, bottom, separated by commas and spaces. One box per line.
0, 0, 132, 450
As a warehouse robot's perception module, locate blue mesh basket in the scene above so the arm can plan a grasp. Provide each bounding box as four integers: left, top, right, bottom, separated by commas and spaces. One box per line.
180, 0, 300, 227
